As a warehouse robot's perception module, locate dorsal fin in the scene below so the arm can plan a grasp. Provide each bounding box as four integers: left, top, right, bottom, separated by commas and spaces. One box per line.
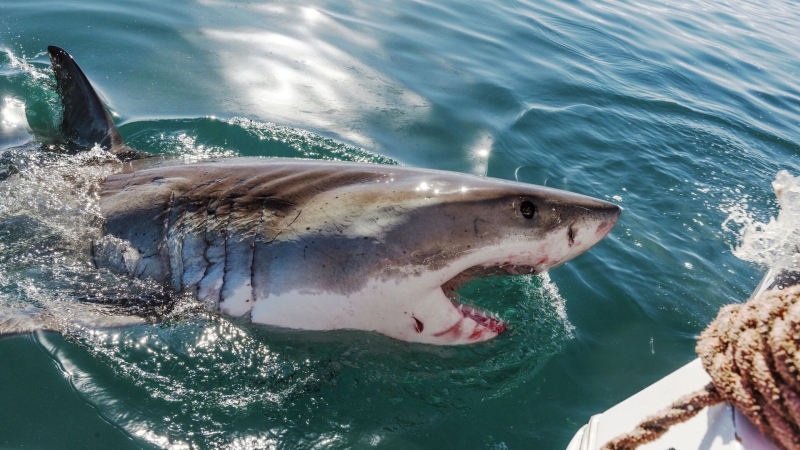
47, 45, 127, 153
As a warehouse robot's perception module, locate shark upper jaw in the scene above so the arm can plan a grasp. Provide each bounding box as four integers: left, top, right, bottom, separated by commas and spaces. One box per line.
410, 206, 621, 346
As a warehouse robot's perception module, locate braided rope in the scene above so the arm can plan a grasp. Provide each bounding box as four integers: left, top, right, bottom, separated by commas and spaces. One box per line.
602, 284, 800, 450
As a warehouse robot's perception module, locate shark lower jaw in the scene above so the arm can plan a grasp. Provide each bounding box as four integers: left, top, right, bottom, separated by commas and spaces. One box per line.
448, 300, 507, 335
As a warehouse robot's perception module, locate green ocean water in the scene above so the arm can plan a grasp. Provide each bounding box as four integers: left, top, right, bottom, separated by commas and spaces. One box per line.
1, 0, 799, 448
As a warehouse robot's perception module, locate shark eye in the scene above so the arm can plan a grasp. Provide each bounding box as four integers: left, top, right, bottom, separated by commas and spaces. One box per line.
520, 201, 536, 219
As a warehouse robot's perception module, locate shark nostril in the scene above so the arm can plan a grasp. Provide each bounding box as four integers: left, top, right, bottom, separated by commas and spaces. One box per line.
568, 225, 576, 246
413, 317, 424, 333
520, 201, 535, 219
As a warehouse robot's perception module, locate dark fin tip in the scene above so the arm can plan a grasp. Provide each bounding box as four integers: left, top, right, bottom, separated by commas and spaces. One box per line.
47, 45, 127, 155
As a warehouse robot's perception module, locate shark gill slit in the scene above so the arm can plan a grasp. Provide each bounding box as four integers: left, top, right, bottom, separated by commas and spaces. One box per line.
167, 191, 186, 292
181, 201, 209, 290
217, 204, 234, 306
247, 198, 269, 309
179, 196, 191, 290
250, 208, 271, 312
161, 189, 175, 285
220, 198, 259, 311
197, 200, 213, 284
205, 202, 218, 310
220, 199, 236, 305
213, 203, 232, 309
198, 200, 224, 310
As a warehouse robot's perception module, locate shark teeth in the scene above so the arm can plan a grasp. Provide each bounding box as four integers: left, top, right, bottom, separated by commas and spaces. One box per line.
450, 300, 506, 334
497, 265, 537, 275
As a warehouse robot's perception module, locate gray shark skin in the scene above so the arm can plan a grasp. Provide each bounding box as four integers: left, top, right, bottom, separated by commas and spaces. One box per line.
47, 46, 619, 345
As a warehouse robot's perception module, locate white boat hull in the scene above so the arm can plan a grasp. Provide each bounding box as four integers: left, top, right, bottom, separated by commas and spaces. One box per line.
566, 358, 778, 449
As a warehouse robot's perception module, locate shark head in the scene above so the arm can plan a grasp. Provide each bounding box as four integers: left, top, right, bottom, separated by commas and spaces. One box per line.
375, 173, 619, 344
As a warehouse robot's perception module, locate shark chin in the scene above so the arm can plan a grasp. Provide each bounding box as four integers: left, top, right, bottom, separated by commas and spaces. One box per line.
7, 45, 622, 346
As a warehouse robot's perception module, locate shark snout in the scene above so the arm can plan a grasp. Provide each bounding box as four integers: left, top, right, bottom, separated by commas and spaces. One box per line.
501, 196, 621, 274
592, 201, 621, 240
559, 200, 620, 266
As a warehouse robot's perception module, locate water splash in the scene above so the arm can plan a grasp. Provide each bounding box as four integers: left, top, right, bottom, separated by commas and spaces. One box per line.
1, 48, 51, 81
0, 144, 166, 335
724, 170, 800, 273
0, 47, 62, 147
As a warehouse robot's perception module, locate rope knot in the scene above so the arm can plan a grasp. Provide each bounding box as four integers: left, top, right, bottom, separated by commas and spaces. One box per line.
603, 285, 800, 450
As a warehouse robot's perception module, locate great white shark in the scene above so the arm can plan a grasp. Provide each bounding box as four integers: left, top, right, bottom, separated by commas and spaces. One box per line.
28, 46, 620, 345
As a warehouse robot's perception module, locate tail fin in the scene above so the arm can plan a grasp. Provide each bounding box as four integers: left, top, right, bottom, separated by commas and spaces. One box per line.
47, 45, 130, 155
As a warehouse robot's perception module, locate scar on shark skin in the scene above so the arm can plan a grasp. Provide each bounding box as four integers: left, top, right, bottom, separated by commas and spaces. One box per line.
413, 317, 424, 333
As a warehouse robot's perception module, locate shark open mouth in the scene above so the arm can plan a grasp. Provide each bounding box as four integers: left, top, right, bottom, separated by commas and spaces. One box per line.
440, 265, 539, 335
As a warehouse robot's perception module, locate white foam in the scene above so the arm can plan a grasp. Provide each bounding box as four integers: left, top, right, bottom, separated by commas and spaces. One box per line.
534, 272, 574, 336
0, 146, 141, 334
724, 170, 800, 273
